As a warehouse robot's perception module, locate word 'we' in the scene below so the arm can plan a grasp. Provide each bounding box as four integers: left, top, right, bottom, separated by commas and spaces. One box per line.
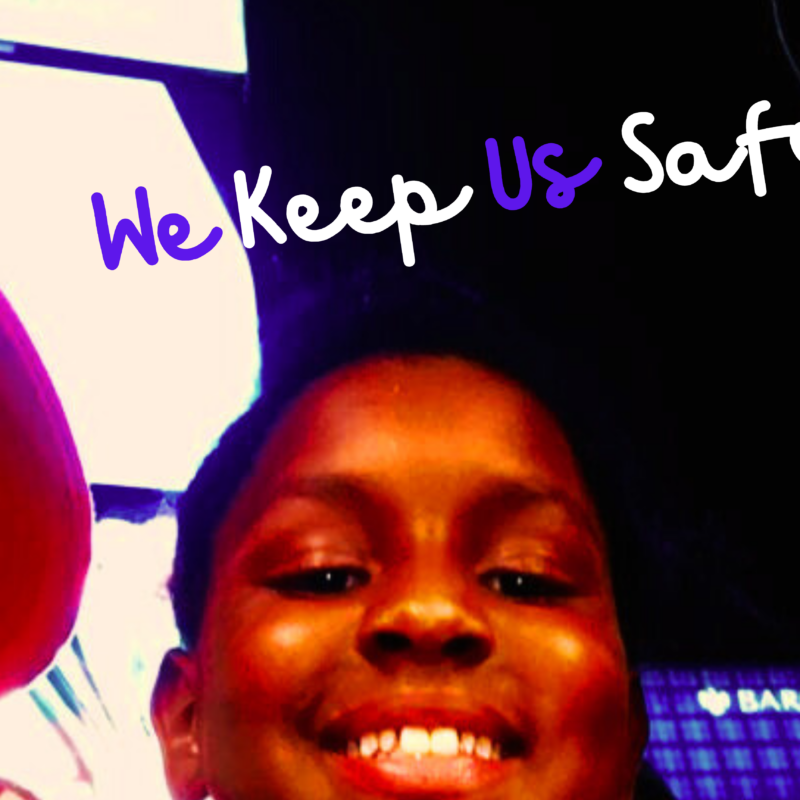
91, 187, 222, 270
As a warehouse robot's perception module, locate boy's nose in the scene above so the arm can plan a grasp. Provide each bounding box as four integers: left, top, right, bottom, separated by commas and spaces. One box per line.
356, 576, 495, 669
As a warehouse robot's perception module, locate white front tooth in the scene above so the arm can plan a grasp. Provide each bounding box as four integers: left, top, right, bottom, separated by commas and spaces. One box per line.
379, 729, 398, 753
399, 727, 431, 755
475, 736, 493, 760
360, 733, 379, 758
460, 732, 476, 755
431, 728, 460, 756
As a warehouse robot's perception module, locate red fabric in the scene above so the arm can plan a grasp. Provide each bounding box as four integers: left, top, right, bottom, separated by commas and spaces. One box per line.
0, 291, 91, 695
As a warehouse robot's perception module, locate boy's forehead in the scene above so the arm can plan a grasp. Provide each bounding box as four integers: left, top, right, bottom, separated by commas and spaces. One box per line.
217, 355, 598, 551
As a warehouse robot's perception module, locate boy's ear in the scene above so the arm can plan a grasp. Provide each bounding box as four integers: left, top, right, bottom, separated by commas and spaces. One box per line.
151, 649, 207, 800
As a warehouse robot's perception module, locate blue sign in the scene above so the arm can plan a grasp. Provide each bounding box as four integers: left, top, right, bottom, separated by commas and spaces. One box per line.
642, 667, 800, 799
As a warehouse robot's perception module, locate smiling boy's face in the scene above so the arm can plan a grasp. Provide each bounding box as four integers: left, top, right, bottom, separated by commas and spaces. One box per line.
154, 356, 646, 800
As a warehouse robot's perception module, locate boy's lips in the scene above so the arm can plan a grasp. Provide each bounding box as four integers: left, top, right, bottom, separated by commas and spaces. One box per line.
326, 750, 519, 797
317, 698, 528, 796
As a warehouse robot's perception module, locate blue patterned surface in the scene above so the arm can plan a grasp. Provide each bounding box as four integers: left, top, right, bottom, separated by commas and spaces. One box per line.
643, 668, 800, 799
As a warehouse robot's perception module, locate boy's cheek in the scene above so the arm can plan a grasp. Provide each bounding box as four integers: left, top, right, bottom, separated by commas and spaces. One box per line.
503, 622, 636, 798
195, 600, 361, 796
510, 612, 632, 726
200, 593, 359, 711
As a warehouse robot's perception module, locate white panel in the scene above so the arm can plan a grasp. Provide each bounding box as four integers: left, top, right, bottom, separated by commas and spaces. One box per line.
0, 61, 260, 490
0, 0, 246, 72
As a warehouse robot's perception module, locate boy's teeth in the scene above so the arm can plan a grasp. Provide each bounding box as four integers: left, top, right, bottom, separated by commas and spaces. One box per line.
344, 727, 502, 759
379, 729, 397, 753
400, 726, 431, 755
430, 728, 460, 756
460, 731, 476, 755
475, 736, 493, 760
360, 733, 379, 758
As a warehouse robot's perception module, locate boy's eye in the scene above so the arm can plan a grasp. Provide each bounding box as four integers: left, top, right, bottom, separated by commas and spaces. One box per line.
480, 569, 574, 603
267, 567, 370, 597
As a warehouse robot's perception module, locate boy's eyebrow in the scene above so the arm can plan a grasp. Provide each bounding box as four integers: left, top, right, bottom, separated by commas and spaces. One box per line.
247, 473, 395, 530
457, 477, 604, 552
228, 474, 388, 559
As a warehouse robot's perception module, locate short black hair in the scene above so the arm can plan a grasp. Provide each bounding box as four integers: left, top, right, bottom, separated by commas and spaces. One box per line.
170, 268, 648, 652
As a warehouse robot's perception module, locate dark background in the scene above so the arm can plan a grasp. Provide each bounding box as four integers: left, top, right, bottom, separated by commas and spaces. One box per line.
174, 0, 799, 662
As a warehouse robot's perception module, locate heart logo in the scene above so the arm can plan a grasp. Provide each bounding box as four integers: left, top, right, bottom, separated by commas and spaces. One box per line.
697, 686, 731, 717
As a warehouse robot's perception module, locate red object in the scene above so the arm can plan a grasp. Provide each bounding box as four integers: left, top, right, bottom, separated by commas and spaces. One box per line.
0, 291, 91, 695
